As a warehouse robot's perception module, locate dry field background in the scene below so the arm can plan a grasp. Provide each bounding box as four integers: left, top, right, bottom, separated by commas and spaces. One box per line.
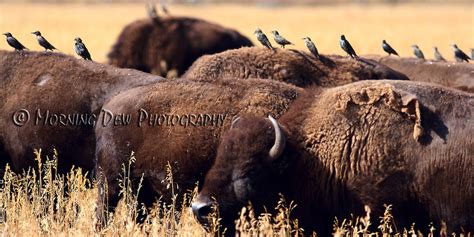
0, 3, 473, 63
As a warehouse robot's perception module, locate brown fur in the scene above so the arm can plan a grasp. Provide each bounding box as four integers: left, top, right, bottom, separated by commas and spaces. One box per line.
94, 78, 302, 217
108, 17, 253, 78
0, 50, 162, 174
197, 80, 473, 235
184, 47, 409, 87
367, 55, 474, 92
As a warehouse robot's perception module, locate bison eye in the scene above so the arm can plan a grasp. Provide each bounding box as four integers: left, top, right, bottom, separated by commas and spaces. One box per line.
232, 178, 251, 202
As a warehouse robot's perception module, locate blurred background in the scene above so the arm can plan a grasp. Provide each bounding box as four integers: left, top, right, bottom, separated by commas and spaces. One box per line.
0, 0, 472, 62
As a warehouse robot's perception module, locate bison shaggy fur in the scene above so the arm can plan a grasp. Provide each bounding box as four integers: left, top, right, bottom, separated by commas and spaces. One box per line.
194, 80, 473, 235
108, 16, 253, 78
368, 55, 474, 93
184, 47, 409, 87
0, 50, 162, 175
94, 78, 302, 219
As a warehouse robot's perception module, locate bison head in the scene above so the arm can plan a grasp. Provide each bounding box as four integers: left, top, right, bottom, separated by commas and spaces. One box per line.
192, 115, 288, 229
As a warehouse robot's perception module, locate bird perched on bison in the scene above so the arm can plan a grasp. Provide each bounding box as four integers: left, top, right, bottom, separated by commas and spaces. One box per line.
411, 45, 425, 59
254, 28, 275, 51
184, 47, 408, 88
368, 55, 474, 93
271, 30, 293, 48
161, 1, 170, 15
340, 34, 358, 59
31, 31, 57, 51
451, 44, 471, 62
382, 40, 399, 56
3, 32, 28, 51
433, 47, 446, 62
74, 37, 92, 61
108, 16, 253, 78
302, 37, 320, 59
146, 3, 158, 19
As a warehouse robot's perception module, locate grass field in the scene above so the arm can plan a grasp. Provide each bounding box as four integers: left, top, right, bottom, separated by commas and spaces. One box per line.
0, 3, 472, 63
0, 151, 448, 236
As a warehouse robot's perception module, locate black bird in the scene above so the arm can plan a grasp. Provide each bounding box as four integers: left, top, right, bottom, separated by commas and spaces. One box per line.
146, 3, 158, 19
340, 35, 357, 59
302, 37, 319, 59
3, 32, 28, 51
254, 28, 275, 51
32, 31, 56, 51
433, 47, 446, 62
270, 30, 293, 48
411, 45, 425, 59
74, 37, 92, 61
451, 44, 471, 62
382, 40, 399, 56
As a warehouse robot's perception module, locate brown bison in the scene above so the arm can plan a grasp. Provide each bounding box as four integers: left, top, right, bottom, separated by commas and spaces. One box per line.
184, 47, 409, 87
0, 50, 162, 175
367, 55, 474, 93
94, 78, 302, 220
108, 16, 253, 78
193, 80, 473, 235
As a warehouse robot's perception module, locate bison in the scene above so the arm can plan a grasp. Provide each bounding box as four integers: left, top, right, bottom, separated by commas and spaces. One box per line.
108, 16, 253, 78
192, 80, 473, 235
367, 55, 474, 93
0, 50, 162, 175
94, 78, 302, 221
184, 47, 409, 87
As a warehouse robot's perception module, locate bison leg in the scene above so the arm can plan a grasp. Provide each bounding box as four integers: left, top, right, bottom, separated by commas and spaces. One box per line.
0, 140, 10, 178
94, 141, 123, 227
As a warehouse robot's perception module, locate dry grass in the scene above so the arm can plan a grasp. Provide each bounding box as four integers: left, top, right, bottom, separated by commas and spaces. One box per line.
0, 150, 466, 236
0, 3, 472, 63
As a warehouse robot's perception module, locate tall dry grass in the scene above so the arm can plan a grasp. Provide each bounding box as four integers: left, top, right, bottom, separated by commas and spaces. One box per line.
0, 150, 467, 236
0, 3, 472, 63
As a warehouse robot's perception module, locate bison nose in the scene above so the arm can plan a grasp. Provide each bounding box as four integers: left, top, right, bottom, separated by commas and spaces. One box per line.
192, 195, 212, 224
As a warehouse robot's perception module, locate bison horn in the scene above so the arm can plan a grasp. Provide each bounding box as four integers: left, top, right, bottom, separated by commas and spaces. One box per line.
230, 116, 240, 129
268, 115, 286, 160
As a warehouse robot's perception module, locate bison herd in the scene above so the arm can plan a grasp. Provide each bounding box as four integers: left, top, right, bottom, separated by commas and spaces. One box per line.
0, 11, 473, 236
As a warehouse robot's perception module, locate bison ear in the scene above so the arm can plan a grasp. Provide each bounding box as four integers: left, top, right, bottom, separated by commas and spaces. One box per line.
398, 91, 425, 142
268, 115, 286, 161
230, 116, 241, 129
